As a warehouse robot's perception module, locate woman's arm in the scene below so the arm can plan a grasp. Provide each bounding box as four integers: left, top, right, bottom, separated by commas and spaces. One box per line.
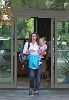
23, 42, 29, 54
23, 42, 35, 54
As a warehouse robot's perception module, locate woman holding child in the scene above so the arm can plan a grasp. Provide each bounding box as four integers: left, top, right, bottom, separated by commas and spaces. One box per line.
23, 32, 47, 95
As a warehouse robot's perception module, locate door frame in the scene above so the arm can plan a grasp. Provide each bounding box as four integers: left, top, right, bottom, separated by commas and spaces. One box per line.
14, 16, 54, 88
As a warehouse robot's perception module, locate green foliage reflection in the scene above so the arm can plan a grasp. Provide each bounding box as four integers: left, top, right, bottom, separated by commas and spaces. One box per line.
17, 18, 34, 38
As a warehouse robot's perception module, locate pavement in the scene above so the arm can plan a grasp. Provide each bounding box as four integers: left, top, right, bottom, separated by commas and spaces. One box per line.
0, 89, 69, 100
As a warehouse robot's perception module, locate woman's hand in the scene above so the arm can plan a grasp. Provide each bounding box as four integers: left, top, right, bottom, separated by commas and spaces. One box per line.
26, 50, 30, 54
26, 49, 35, 54
29, 49, 35, 52
38, 49, 42, 54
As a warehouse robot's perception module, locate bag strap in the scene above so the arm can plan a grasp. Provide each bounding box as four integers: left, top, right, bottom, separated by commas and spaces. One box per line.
28, 41, 30, 50
22, 40, 30, 51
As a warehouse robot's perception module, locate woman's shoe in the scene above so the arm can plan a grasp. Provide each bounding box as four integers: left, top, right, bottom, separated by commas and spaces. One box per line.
34, 90, 39, 95
29, 88, 34, 95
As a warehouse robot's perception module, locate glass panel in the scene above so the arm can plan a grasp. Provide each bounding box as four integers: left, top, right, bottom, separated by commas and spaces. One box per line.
35, 0, 63, 10
17, 40, 25, 52
56, 21, 69, 84
0, 25, 11, 37
0, 49, 11, 83
17, 18, 34, 88
35, 0, 69, 10
0, 39, 11, 50
11, 0, 69, 10
11, 0, 34, 10
0, 25, 12, 84
16, 18, 34, 38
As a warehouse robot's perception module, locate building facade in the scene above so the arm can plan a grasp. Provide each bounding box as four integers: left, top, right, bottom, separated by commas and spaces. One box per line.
0, 0, 69, 88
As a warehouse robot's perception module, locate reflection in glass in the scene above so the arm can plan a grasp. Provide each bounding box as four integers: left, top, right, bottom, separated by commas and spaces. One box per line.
35, 0, 69, 10
16, 18, 34, 38
12, 0, 33, 10
0, 39, 11, 50
0, 40, 12, 83
56, 21, 69, 83
17, 40, 25, 52
11, 0, 69, 10
0, 24, 11, 37
0, 0, 12, 84
0, 50, 11, 83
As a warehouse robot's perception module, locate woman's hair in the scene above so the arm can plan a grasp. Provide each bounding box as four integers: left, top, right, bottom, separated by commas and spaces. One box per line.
29, 32, 39, 43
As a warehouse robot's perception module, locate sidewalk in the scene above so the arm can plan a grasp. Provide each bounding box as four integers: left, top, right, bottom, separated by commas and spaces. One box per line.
0, 89, 69, 100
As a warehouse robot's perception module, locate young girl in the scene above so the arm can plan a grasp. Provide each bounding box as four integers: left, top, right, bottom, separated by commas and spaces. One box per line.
38, 37, 47, 61
38, 37, 47, 79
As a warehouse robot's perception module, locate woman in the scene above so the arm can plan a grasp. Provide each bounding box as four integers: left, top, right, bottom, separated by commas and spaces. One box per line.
23, 32, 41, 95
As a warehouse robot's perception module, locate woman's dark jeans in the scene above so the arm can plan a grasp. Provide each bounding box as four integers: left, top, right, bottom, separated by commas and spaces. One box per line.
29, 66, 41, 91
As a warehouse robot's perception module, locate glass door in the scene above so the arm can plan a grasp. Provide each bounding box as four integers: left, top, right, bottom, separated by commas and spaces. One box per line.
15, 17, 54, 88
0, 24, 14, 88
55, 18, 69, 88
15, 17, 34, 88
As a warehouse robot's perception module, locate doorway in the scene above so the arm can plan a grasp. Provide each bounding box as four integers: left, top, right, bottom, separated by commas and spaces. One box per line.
16, 18, 51, 88
37, 18, 51, 88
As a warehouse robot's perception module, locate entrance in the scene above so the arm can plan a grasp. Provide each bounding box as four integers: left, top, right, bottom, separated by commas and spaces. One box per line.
16, 17, 69, 88
1, 12, 69, 88
16, 18, 51, 88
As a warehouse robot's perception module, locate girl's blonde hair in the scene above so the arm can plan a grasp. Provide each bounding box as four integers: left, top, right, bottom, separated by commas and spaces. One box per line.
41, 37, 47, 44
